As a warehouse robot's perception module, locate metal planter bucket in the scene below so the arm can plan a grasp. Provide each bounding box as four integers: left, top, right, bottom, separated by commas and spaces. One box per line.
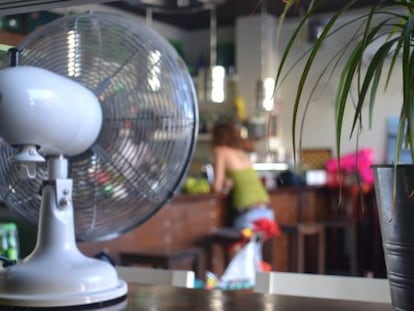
373, 164, 414, 311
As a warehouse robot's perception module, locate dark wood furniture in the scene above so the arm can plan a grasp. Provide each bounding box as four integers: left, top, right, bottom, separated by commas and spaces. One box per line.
75, 185, 384, 278
1, 282, 389, 311
78, 193, 227, 268
202, 227, 242, 275
268, 186, 329, 272
324, 219, 358, 275
297, 223, 326, 274
122, 283, 390, 311
0, 282, 392, 310
119, 248, 203, 278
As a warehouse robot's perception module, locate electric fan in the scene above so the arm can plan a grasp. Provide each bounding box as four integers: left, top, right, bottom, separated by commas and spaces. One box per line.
0, 11, 198, 307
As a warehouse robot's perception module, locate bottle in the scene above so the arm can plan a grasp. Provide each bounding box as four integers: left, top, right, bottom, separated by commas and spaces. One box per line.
0, 225, 5, 257
3, 223, 19, 261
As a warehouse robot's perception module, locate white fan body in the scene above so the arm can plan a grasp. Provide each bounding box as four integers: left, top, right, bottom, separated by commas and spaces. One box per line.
0, 66, 102, 156
0, 69, 126, 306
0, 10, 198, 308
0, 160, 127, 307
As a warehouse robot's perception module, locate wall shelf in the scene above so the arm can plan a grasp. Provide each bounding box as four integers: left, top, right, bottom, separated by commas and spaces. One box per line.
197, 133, 211, 142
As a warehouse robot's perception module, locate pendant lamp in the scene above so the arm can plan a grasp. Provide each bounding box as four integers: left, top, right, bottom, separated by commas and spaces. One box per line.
203, 4, 226, 103
255, 0, 275, 112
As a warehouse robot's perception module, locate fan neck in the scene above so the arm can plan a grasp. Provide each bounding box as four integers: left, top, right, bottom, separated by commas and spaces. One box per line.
47, 156, 68, 179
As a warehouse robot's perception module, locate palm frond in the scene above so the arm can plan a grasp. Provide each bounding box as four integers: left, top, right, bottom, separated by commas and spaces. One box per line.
277, 0, 414, 163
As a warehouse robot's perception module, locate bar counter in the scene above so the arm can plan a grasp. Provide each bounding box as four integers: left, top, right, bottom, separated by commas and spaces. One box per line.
78, 192, 228, 265
78, 186, 330, 271
78, 185, 382, 276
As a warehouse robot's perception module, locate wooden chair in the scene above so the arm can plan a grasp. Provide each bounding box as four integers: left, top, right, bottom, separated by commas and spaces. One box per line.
297, 223, 326, 274
255, 271, 391, 303
116, 266, 195, 288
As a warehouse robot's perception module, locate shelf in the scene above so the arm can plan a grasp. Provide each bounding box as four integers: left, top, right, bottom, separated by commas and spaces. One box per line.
197, 133, 211, 142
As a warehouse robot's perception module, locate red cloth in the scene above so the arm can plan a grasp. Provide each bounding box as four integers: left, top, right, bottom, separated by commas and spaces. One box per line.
228, 218, 281, 252
260, 261, 272, 272
252, 218, 281, 240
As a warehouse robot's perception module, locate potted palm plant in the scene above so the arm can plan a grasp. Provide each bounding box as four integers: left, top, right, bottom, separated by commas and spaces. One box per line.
276, 0, 414, 310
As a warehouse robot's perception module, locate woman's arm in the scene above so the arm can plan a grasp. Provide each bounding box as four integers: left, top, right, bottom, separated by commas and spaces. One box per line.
213, 147, 226, 193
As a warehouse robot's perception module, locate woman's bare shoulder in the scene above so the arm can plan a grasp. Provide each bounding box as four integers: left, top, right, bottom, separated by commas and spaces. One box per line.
213, 146, 231, 154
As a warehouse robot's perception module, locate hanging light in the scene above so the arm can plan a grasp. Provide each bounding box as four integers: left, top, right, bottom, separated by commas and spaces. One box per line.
144, 7, 162, 92
206, 65, 225, 103
256, 77, 275, 112
203, 4, 226, 103
255, 0, 275, 112
134, 0, 227, 102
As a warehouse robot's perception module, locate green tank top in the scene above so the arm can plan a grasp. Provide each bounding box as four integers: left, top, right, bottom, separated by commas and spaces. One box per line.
227, 168, 270, 210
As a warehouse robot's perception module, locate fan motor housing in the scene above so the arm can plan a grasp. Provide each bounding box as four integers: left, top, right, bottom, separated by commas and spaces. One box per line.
0, 66, 102, 156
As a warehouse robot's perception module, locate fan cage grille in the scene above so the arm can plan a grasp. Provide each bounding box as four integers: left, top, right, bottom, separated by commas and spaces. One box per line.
0, 12, 198, 241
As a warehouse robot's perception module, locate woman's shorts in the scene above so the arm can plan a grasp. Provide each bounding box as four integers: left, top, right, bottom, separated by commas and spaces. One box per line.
233, 204, 275, 230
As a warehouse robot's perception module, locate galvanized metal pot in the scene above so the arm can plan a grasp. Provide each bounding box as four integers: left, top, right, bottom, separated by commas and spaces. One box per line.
373, 164, 414, 311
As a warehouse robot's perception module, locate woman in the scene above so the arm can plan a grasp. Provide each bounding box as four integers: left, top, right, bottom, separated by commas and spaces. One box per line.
211, 122, 274, 230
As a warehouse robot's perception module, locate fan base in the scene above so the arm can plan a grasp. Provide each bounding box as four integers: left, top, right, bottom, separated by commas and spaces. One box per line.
0, 279, 127, 307
0, 253, 128, 308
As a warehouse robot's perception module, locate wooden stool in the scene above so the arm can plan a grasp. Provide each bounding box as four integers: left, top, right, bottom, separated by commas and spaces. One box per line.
297, 223, 326, 274
120, 248, 202, 278
324, 220, 358, 275
203, 227, 275, 275
203, 228, 242, 274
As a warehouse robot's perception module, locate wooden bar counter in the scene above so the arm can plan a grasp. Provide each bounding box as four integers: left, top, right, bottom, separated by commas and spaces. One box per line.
268, 186, 330, 272
78, 193, 228, 266
78, 186, 335, 275
77, 184, 384, 277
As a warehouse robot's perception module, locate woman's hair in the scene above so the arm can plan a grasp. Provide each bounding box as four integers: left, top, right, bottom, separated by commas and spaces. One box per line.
212, 122, 244, 148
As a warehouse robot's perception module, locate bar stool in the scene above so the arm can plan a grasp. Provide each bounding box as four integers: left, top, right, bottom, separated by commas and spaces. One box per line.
203, 227, 276, 275
297, 223, 326, 274
203, 228, 242, 275
324, 219, 358, 275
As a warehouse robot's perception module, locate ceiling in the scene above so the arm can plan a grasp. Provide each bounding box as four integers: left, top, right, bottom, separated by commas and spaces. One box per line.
0, 0, 391, 30
107, 0, 389, 30
0, 0, 113, 16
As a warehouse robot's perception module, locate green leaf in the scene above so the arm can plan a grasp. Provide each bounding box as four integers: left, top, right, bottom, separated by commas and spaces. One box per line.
277, 0, 414, 164
290, 0, 357, 161
351, 37, 397, 134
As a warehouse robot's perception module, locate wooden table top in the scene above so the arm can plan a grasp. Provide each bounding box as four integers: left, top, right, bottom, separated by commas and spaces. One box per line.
101, 283, 391, 311
2, 282, 392, 310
